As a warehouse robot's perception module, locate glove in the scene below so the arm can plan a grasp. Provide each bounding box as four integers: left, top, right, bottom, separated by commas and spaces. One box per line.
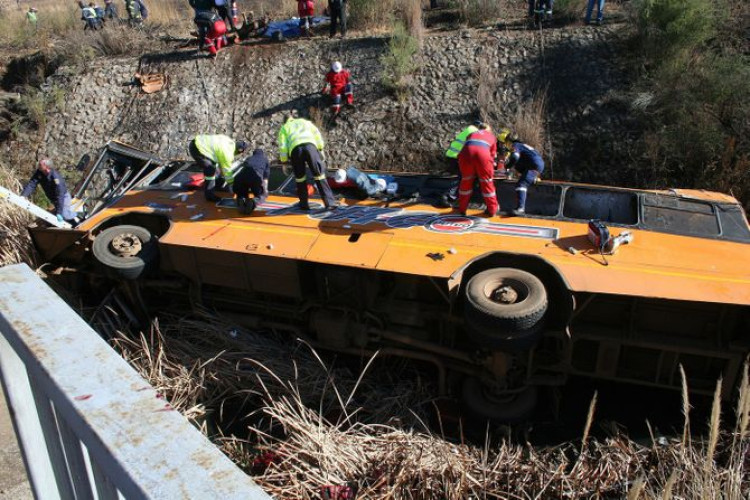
56, 214, 64, 223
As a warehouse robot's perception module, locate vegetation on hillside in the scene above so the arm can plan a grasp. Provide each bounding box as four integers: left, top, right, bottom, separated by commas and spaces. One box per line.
628, 0, 750, 210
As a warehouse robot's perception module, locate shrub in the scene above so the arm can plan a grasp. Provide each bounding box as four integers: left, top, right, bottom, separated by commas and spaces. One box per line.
380, 21, 419, 100
632, 0, 720, 65
349, 0, 397, 31
627, 0, 749, 210
456, 0, 503, 27
0, 161, 35, 267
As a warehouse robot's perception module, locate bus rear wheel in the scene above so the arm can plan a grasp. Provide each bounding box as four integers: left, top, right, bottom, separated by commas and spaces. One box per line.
464, 268, 548, 351
460, 376, 538, 423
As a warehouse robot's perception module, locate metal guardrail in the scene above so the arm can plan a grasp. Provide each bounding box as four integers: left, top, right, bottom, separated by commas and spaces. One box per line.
0, 264, 270, 500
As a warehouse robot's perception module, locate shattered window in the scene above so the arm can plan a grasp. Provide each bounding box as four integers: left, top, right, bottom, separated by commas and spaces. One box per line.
642, 194, 720, 237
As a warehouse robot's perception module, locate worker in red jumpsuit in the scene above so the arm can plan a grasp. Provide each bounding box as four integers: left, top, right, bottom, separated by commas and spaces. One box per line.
322, 61, 353, 115
297, 0, 314, 36
205, 17, 228, 57
457, 123, 499, 217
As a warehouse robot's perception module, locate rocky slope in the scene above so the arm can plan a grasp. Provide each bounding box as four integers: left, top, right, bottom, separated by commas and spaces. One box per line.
36, 21, 634, 183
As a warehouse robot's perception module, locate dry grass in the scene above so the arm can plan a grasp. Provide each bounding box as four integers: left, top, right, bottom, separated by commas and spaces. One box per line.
456, 0, 504, 28
349, 0, 397, 32
478, 57, 550, 164
104, 308, 750, 499
0, 161, 35, 267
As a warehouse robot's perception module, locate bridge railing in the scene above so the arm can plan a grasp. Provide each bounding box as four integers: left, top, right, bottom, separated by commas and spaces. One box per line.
0, 263, 270, 500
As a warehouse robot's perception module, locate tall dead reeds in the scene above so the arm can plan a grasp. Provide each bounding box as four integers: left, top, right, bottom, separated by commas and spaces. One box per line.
478, 51, 550, 165
0, 161, 35, 267
106, 309, 750, 499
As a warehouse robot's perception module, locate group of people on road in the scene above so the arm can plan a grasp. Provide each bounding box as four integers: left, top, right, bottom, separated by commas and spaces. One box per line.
78, 0, 147, 30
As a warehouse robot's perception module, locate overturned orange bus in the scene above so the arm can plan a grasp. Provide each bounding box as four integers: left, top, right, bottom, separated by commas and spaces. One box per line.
30, 141, 750, 421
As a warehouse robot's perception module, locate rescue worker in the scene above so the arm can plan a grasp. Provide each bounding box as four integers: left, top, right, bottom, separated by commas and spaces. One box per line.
328, 0, 346, 38
189, 0, 217, 50
204, 17, 228, 57
234, 148, 270, 215
322, 61, 353, 115
501, 131, 544, 216
457, 123, 499, 217
214, 0, 236, 32
124, 0, 142, 25
297, 0, 314, 36
277, 114, 336, 210
26, 7, 38, 32
104, 0, 119, 21
81, 2, 101, 30
188, 135, 248, 202
93, 3, 106, 24
440, 120, 482, 207
21, 159, 77, 224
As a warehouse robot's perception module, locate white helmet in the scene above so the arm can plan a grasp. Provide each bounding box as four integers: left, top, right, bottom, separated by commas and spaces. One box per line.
334, 168, 347, 183
331, 61, 343, 73
375, 178, 387, 191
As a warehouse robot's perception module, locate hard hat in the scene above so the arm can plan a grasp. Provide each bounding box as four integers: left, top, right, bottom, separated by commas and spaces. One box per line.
375, 178, 387, 191
334, 168, 347, 183
497, 128, 512, 144
331, 61, 343, 73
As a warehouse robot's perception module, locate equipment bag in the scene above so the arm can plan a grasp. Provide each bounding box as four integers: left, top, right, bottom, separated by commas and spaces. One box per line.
587, 220, 611, 252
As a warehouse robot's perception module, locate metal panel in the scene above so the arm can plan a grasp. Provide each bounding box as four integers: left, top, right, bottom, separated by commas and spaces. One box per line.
0, 264, 270, 499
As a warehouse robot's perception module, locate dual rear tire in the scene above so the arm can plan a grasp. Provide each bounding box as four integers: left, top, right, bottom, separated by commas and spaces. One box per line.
461, 267, 549, 422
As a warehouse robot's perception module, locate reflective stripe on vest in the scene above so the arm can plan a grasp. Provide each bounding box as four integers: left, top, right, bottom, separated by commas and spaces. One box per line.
445, 125, 479, 159
465, 139, 491, 149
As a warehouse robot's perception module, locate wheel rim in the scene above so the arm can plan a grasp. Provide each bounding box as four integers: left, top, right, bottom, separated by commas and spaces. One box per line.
484, 278, 529, 306
110, 233, 143, 258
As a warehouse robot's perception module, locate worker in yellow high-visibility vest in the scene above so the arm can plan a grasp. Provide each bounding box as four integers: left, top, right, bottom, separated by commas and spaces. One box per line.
189, 134, 248, 202
277, 115, 337, 210
440, 121, 481, 208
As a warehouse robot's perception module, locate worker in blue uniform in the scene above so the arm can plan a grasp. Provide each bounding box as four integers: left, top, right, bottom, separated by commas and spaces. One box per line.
501, 133, 545, 216
21, 158, 77, 223
233, 148, 270, 215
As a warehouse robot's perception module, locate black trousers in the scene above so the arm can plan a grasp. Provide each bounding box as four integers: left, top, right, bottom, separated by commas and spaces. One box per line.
189, 139, 220, 199
233, 166, 266, 203
329, 1, 346, 37
216, 4, 236, 30
291, 143, 336, 208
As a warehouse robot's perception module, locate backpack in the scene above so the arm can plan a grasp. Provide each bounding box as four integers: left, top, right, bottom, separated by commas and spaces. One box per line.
587, 220, 611, 252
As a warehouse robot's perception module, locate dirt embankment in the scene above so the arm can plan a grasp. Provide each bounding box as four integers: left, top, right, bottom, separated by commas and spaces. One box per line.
10, 21, 633, 184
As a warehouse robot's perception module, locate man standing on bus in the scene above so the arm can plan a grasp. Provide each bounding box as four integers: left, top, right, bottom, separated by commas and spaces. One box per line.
457, 123, 499, 217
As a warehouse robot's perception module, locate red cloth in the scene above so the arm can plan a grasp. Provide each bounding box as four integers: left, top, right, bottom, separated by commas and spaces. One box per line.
298, 0, 314, 17
457, 129, 499, 215
325, 69, 351, 96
